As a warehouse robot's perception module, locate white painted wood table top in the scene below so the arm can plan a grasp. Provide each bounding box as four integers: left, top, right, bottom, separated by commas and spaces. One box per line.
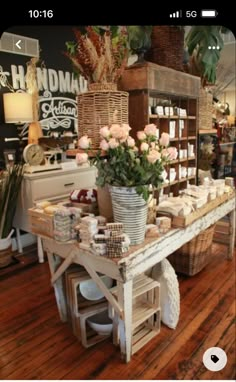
42, 195, 235, 362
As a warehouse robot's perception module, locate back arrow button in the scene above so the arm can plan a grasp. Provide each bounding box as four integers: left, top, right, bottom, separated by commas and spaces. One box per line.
16, 40, 22, 49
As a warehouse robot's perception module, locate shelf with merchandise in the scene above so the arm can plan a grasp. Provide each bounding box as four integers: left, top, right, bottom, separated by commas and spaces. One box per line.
119, 62, 199, 196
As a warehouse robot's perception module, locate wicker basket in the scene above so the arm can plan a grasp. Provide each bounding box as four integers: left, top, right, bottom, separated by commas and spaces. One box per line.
78, 90, 129, 149
198, 88, 213, 130
88, 83, 117, 91
0, 246, 13, 268
168, 224, 216, 276
145, 26, 185, 72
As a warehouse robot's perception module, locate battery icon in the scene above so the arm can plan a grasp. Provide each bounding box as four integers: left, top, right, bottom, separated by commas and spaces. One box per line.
201, 9, 218, 17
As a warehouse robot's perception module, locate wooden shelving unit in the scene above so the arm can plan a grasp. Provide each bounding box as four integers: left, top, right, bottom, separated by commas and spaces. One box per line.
119, 62, 200, 196
199, 129, 218, 135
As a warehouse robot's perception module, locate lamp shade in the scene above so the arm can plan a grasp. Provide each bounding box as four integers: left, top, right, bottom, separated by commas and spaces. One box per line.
3, 92, 33, 123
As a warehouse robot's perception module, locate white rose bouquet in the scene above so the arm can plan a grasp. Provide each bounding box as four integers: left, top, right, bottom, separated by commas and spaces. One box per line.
77, 124, 177, 201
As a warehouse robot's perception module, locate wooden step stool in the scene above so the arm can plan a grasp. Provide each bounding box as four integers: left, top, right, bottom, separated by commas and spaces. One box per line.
65, 266, 110, 348
110, 274, 161, 356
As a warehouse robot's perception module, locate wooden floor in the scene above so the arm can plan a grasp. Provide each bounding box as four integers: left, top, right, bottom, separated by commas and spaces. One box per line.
0, 243, 235, 380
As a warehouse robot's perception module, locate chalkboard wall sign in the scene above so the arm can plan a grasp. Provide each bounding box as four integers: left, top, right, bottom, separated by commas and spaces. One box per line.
0, 26, 87, 167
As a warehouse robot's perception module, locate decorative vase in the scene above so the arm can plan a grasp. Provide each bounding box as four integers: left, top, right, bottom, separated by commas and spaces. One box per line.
109, 186, 148, 245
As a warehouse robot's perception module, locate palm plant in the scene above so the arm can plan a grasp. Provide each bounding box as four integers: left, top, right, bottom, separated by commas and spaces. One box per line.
185, 26, 229, 85
0, 164, 24, 239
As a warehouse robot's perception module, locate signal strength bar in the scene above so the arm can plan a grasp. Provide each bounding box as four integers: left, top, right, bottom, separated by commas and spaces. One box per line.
169, 10, 182, 18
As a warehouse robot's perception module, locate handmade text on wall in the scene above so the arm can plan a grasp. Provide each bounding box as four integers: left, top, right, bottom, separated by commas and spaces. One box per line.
1, 64, 88, 135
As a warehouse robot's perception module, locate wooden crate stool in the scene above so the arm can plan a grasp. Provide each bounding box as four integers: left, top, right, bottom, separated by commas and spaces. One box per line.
110, 274, 161, 356
79, 303, 109, 348
65, 265, 90, 333
65, 266, 111, 348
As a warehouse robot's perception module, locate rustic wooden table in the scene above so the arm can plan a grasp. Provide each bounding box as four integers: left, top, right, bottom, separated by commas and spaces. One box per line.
42, 194, 235, 363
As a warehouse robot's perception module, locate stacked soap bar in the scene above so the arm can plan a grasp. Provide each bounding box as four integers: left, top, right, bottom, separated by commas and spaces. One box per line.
54, 207, 81, 242
75, 219, 131, 257
84, 222, 130, 258
79, 216, 98, 244
104, 223, 130, 258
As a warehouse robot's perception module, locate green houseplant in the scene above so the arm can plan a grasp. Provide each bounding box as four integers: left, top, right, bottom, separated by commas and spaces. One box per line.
127, 26, 153, 63
185, 26, 229, 85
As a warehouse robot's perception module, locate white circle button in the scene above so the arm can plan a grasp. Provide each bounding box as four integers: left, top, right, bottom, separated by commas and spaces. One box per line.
203, 347, 227, 371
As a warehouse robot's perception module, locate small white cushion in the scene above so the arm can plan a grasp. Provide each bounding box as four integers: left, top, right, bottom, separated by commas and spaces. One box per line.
152, 258, 180, 329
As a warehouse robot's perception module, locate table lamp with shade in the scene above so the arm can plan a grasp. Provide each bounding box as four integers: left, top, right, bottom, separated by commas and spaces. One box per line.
3, 92, 33, 160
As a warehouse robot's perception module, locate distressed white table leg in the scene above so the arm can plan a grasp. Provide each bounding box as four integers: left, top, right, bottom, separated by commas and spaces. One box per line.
47, 251, 68, 322
117, 279, 133, 363
37, 236, 44, 263
228, 207, 235, 259
16, 228, 23, 253
113, 309, 120, 346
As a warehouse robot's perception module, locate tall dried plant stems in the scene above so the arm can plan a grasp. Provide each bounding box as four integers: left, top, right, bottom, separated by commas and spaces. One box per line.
104, 32, 114, 82
65, 26, 129, 84
86, 26, 103, 56
26, 57, 39, 121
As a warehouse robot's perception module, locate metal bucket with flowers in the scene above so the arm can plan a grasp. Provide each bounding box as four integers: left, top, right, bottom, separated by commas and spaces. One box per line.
77, 123, 177, 245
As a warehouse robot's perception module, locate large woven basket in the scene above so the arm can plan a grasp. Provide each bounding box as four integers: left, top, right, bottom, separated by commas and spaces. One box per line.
168, 224, 216, 276
78, 90, 129, 149
199, 88, 213, 130
88, 83, 118, 91
145, 26, 185, 72
0, 246, 13, 268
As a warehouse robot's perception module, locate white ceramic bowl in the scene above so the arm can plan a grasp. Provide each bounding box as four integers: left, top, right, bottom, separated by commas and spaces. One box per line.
79, 275, 113, 301
87, 310, 113, 336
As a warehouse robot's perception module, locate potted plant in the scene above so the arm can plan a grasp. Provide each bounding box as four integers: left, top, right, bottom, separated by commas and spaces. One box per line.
127, 26, 153, 63
76, 124, 177, 244
0, 164, 24, 267
185, 26, 229, 85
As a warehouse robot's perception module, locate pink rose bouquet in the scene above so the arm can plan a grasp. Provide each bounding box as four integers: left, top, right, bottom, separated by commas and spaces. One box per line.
77, 123, 177, 201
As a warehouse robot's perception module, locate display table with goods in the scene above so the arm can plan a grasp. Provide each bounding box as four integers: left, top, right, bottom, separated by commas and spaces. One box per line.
39, 188, 235, 363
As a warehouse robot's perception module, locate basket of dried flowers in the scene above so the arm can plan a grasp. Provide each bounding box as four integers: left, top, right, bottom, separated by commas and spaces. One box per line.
65, 26, 129, 88
65, 26, 130, 148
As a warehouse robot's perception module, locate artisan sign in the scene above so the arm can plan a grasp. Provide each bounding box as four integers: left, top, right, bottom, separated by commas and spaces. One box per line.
40, 91, 78, 131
